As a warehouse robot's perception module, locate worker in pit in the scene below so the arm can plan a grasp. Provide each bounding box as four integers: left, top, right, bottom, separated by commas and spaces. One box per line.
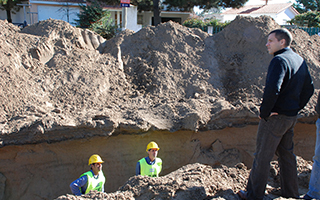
135, 141, 162, 177
70, 154, 106, 195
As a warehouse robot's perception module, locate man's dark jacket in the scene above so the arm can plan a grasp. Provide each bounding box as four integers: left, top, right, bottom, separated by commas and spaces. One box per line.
316, 92, 320, 116
260, 48, 314, 119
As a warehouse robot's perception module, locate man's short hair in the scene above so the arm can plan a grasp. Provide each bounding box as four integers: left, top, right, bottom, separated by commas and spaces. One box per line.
269, 28, 293, 47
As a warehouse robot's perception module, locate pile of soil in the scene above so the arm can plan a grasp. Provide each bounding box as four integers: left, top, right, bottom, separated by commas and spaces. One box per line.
1, 16, 319, 146
55, 156, 312, 200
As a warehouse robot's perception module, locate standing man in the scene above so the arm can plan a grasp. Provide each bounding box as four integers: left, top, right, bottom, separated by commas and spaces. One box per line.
237, 28, 314, 200
70, 154, 106, 196
303, 93, 320, 200
136, 141, 162, 177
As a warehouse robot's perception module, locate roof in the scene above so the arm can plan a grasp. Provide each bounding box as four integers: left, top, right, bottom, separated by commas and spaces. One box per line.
222, 3, 299, 15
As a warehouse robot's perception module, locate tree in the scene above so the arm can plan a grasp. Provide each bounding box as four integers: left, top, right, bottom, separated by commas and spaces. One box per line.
293, 0, 320, 13
75, 0, 107, 28
152, 0, 160, 26
75, 0, 119, 39
90, 12, 119, 39
182, 17, 230, 32
0, 0, 23, 23
288, 11, 320, 27
58, 2, 79, 23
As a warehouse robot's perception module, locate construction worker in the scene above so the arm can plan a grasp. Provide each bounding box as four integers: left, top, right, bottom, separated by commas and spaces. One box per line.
136, 141, 162, 177
70, 154, 106, 196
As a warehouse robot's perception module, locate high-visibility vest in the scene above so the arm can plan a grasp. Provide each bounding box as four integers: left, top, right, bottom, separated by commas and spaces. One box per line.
139, 157, 162, 177
80, 171, 105, 194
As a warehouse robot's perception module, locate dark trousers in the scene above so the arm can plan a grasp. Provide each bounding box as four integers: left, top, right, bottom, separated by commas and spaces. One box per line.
246, 115, 299, 200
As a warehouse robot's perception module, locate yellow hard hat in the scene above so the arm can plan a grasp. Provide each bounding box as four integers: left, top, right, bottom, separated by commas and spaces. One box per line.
146, 141, 160, 152
88, 154, 104, 165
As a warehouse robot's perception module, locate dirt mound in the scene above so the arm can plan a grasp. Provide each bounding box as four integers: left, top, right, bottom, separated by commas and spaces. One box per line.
0, 15, 320, 200
55, 156, 312, 200
1, 16, 320, 146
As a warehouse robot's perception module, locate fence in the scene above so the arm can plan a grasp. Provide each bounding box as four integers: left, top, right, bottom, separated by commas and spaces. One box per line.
206, 26, 224, 34
297, 27, 320, 36
198, 26, 223, 34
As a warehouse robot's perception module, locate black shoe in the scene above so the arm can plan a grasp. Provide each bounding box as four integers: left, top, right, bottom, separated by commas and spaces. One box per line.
237, 190, 247, 200
302, 194, 313, 199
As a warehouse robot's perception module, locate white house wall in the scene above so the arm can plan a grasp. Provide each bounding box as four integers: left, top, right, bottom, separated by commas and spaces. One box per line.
124, 6, 142, 32
222, 14, 237, 22
36, 5, 80, 25
277, 9, 296, 24
140, 12, 153, 27
274, 11, 287, 25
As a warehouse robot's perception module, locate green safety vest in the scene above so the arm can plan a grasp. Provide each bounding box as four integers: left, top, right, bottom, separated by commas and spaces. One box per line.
139, 157, 162, 177
80, 171, 105, 194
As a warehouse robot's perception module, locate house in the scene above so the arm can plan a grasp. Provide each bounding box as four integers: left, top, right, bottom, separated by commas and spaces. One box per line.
221, 3, 299, 25
29, 0, 84, 25
0, 0, 191, 32
0, 0, 84, 26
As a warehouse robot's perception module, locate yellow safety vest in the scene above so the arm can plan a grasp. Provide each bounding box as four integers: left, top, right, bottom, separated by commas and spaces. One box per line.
139, 157, 162, 177
80, 171, 105, 194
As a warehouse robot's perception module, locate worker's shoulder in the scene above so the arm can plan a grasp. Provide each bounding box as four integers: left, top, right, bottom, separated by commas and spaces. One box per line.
138, 157, 146, 162
277, 49, 302, 61
274, 52, 303, 69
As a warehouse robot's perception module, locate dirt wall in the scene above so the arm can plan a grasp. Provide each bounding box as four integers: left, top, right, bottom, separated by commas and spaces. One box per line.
0, 123, 316, 200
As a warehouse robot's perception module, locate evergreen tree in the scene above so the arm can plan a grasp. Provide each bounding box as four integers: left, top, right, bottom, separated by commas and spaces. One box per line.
293, 0, 320, 13
75, 0, 106, 28
0, 0, 23, 23
288, 11, 320, 27
183, 17, 230, 32
90, 11, 118, 39
75, 0, 118, 39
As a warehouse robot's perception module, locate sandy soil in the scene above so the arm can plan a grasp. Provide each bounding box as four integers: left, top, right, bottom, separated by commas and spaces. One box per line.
1, 16, 319, 146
